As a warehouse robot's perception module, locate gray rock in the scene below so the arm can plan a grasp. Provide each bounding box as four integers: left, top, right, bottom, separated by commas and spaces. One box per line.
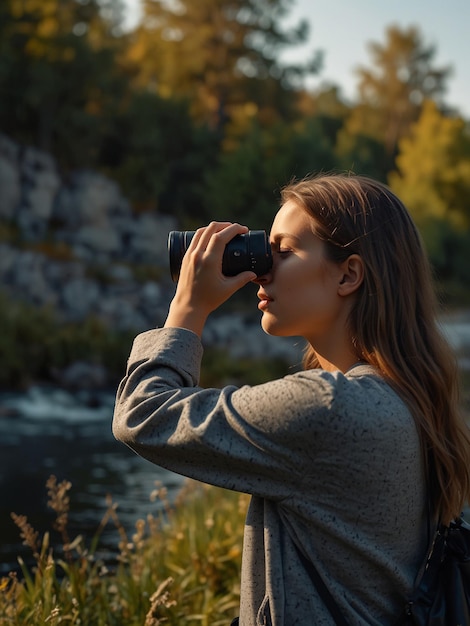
128, 213, 176, 263
21, 145, 57, 182
53, 360, 109, 390
23, 167, 61, 221
107, 264, 134, 282
75, 225, 122, 256
69, 170, 126, 225
0, 243, 17, 275
61, 277, 101, 319
0, 153, 21, 219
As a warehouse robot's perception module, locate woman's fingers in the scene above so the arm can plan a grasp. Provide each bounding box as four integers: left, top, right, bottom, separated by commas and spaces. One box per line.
189, 222, 248, 252
185, 222, 249, 275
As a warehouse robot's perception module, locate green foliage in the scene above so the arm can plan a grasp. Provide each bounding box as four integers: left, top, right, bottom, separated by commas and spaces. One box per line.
357, 25, 450, 108
101, 91, 220, 217
0, 0, 128, 165
338, 25, 452, 174
0, 292, 134, 389
204, 116, 338, 226
128, 0, 320, 129
335, 107, 389, 181
389, 101, 470, 282
291, 115, 341, 176
205, 122, 283, 226
0, 477, 247, 625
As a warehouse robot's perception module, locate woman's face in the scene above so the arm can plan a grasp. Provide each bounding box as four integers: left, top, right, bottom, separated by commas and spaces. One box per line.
255, 199, 348, 344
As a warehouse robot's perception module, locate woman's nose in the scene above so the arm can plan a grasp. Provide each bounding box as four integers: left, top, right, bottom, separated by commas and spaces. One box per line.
252, 269, 273, 285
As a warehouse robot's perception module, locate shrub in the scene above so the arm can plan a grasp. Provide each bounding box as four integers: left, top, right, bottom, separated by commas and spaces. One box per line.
0, 477, 248, 625
0, 292, 134, 389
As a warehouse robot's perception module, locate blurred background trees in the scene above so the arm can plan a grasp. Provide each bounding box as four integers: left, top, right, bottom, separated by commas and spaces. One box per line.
336, 26, 452, 178
389, 100, 470, 290
0, 0, 128, 165
0, 0, 469, 297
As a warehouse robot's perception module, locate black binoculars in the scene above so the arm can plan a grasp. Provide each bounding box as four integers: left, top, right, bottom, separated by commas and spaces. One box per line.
168, 230, 273, 282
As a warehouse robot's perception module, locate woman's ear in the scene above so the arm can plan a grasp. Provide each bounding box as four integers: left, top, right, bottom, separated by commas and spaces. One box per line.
337, 254, 364, 296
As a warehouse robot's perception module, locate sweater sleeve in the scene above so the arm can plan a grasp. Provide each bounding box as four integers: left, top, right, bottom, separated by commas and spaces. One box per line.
112, 327, 337, 499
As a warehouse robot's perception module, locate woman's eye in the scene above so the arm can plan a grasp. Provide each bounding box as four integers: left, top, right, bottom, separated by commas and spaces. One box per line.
271, 243, 292, 256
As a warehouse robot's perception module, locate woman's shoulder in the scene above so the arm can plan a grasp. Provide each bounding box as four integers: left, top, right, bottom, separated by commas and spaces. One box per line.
289, 363, 412, 426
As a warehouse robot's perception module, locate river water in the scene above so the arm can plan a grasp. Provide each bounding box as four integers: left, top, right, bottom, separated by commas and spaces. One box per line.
0, 388, 185, 576
1, 314, 469, 577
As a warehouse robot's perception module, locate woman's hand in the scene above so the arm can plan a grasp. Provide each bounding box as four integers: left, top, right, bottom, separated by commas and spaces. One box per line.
164, 222, 257, 337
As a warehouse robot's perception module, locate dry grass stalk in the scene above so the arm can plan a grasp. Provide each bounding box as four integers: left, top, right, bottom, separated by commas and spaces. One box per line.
10, 513, 40, 560
144, 577, 176, 626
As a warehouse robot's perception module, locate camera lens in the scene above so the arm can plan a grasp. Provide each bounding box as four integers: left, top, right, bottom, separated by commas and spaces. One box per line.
168, 230, 272, 282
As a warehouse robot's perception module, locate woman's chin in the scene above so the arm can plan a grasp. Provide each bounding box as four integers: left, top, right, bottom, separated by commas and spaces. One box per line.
260, 315, 283, 337
260, 315, 300, 339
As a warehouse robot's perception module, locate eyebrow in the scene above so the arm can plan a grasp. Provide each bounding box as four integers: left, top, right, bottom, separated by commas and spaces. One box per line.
270, 232, 302, 243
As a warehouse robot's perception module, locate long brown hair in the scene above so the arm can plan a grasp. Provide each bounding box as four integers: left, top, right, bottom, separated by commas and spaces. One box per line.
281, 172, 470, 524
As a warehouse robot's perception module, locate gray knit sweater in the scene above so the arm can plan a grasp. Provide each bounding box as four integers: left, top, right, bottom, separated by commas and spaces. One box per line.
112, 327, 427, 625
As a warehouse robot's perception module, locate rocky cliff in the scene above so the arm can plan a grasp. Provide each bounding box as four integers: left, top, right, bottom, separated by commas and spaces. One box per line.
0, 132, 177, 331
0, 133, 301, 368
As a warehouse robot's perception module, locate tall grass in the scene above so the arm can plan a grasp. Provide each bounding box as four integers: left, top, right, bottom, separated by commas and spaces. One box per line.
0, 476, 248, 625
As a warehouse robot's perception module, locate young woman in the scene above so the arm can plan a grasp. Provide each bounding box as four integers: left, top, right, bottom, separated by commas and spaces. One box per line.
113, 173, 470, 625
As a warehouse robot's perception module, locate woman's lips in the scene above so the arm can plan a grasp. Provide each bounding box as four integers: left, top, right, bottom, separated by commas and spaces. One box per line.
257, 291, 272, 311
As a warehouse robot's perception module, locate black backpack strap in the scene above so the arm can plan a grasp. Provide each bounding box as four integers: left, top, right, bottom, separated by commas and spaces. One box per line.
293, 542, 350, 626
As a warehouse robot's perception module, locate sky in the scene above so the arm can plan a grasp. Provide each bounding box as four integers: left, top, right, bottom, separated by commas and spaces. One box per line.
122, 0, 470, 116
